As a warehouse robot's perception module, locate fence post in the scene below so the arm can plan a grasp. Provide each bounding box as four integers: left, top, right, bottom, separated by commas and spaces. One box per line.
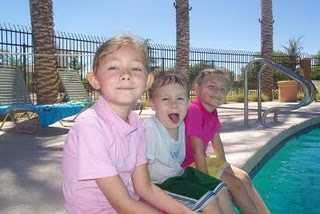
161, 57, 165, 72
22, 43, 27, 83
300, 58, 311, 81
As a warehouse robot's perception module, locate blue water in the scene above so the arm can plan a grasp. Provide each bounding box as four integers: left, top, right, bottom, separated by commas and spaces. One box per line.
253, 127, 320, 214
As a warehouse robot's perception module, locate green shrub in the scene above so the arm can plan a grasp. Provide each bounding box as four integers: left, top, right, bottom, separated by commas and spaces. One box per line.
272, 89, 279, 100
311, 65, 320, 80
226, 89, 271, 102
227, 92, 244, 102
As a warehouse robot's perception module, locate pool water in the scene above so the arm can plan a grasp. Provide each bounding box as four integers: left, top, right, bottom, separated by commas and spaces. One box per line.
253, 127, 320, 214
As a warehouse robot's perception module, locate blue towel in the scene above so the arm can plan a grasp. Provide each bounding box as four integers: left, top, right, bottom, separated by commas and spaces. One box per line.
0, 103, 35, 116
0, 105, 11, 116
34, 101, 89, 128
1, 101, 90, 128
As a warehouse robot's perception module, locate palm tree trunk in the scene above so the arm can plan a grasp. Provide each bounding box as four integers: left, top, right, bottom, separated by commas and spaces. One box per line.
260, 0, 274, 99
175, 0, 190, 77
30, 0, 59, 104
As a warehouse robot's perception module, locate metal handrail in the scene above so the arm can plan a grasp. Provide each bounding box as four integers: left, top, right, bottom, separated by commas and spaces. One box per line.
244, 58, 316, 127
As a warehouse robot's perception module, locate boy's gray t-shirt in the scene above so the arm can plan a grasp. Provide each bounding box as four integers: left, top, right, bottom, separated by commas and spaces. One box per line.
144, 116, 185, 184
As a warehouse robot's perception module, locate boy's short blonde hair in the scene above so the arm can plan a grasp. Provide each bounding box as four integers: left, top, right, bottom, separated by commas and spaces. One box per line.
194, 68, 231, 93
148, 71, 188, 99
92, 34, 149, 73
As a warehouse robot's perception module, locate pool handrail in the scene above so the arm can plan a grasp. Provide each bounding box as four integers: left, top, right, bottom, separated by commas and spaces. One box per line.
243, 58, 316, 127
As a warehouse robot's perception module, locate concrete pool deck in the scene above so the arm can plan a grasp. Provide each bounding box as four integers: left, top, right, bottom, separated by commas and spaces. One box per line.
0, 101, 319, 213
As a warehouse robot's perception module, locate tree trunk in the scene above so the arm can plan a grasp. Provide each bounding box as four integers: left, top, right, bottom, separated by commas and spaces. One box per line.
30, 0, 59, 104
175, 0, 190, 77
260, 0, 274, 99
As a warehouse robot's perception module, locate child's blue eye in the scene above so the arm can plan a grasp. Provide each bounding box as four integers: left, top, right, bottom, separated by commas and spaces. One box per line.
177, 97, 185, 101
108, 66, 117, 70
208, 85, 217, 90
162, 98, 169, 101
132, 67, 143, 72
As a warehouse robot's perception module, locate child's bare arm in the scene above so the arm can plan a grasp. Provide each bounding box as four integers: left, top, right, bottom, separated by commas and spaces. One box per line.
190, 136, 208, 174
96, 176, 161, 214
211, 133, 227, 162
133, 163, 193, 214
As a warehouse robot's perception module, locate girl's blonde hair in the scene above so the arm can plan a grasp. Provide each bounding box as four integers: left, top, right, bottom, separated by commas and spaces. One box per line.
92, 34, 149, 73
148, 71, 188, 99
194, 68, 231, 92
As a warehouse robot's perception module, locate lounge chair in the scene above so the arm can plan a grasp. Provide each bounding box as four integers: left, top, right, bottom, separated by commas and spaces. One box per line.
0, 66, 40, 133
58, 68, 92, 104
57, 68, 94, 123
0, 66, 87, 133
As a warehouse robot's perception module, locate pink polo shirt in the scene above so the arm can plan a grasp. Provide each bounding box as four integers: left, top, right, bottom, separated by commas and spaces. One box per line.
62, 96, 146, 213
182, 97, 221, 168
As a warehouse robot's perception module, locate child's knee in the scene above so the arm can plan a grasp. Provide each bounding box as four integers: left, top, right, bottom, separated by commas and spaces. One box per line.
223, 173, 244, 193
236, 170, 253, 187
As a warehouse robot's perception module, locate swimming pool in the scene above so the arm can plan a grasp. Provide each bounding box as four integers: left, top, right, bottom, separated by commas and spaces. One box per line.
253, 126, 320, 213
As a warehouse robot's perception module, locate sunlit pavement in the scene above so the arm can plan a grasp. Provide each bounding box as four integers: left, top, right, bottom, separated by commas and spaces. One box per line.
1, 101, 319, 213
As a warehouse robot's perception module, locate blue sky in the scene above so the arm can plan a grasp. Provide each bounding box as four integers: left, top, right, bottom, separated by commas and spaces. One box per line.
1, 0, 319, 54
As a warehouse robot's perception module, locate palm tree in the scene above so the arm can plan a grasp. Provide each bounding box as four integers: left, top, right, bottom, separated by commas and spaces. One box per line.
282, 37, 303, 70
30, 0, 59, 104
174, 0, 191, 77
260, 0, 274, 99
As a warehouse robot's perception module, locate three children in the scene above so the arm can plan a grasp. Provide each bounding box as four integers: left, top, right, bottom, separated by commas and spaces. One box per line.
62, 35, 193, 213
62, 34, 268, 214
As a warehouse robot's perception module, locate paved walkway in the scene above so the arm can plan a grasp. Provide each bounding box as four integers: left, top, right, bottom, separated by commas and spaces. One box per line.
0, 101, 319, 213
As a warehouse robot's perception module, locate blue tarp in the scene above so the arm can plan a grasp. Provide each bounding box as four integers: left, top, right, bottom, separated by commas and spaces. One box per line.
0, 101, 90, 128
0, 103, 35, 115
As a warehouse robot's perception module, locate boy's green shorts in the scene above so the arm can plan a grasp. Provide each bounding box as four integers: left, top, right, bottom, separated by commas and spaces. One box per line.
157, 167, 225, 202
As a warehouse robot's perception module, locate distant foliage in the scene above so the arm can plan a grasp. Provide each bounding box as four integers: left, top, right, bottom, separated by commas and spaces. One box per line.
0, 49, 24, 69
311, 51, 320, 80
57, 51, 83, 71
226, 89, 270, 102
282, 37, 303, 70
69, 55, 82, 71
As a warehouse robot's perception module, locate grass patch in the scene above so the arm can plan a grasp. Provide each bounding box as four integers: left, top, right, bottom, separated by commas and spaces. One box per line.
226, 89, 270, 102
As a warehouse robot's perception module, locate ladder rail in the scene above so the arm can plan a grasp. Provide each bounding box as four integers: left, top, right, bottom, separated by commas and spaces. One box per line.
243, 58, 316, 127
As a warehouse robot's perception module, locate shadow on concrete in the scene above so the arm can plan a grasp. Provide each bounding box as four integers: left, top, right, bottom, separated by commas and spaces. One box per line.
0, 126, 68, 213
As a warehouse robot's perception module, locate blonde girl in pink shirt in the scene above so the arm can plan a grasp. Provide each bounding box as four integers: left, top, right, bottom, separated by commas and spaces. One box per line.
62, 35, 193, 214
183, 68, 270, 214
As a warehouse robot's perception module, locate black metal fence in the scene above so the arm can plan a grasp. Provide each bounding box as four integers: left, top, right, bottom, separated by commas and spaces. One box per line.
1, 23, 319, 99
149, 43, 259, 79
